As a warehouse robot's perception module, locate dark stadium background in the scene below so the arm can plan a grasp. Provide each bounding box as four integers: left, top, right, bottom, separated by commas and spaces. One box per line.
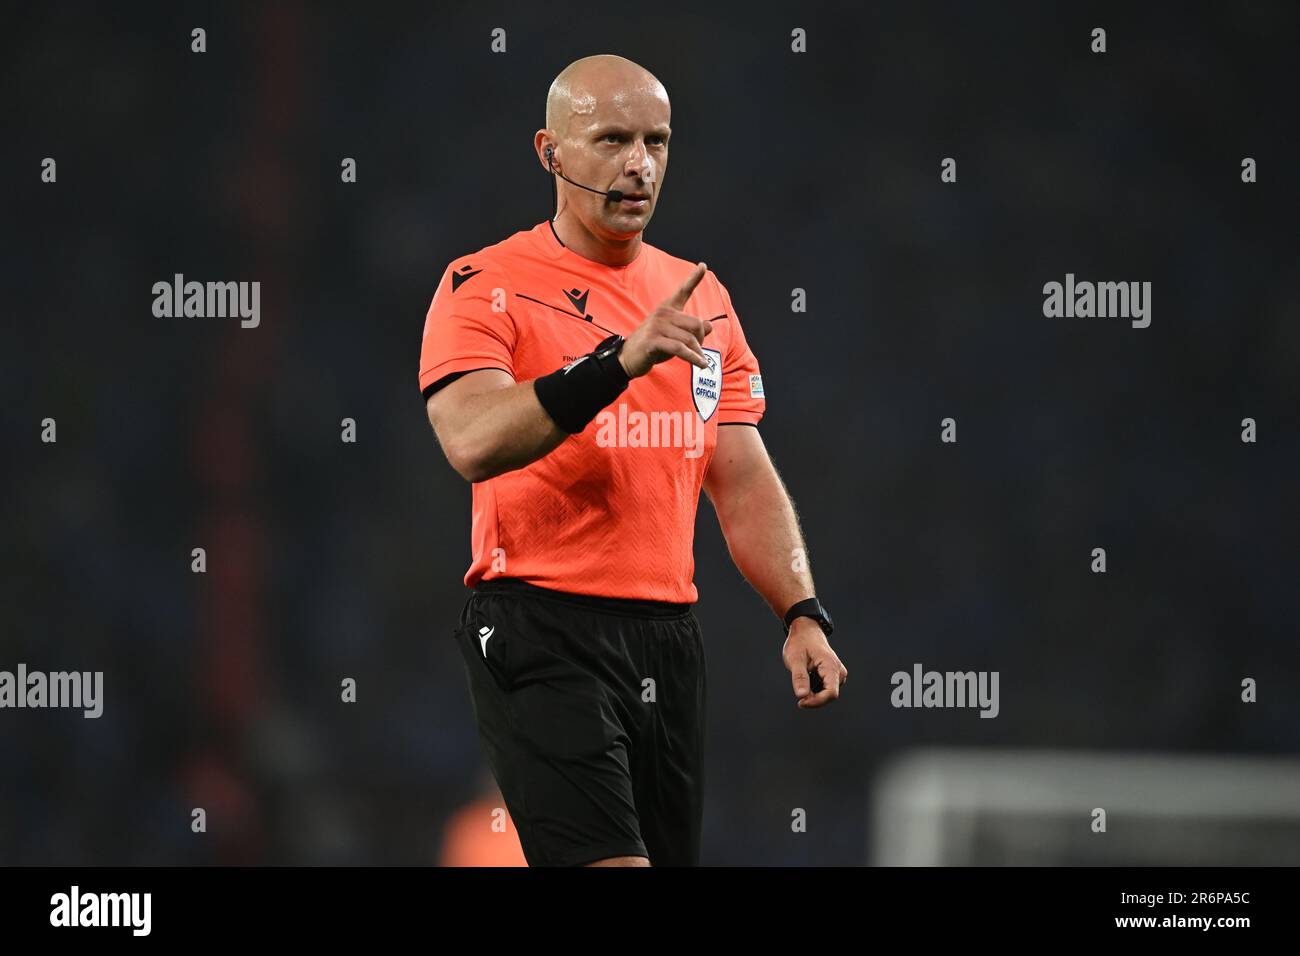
2, 1, 1297, 865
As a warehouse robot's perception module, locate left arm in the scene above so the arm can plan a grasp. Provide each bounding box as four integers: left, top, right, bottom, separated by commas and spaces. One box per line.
703, 424, 848, 709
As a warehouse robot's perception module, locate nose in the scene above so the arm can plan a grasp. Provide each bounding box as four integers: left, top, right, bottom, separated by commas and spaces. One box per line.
624, 140, 656, 184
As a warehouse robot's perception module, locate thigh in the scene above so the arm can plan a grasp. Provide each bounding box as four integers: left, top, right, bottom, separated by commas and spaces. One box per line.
453, 592, 649, 867
633, 612, 707, 867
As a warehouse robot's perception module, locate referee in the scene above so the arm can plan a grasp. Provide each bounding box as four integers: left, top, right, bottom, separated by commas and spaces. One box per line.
419, 54, 847, 867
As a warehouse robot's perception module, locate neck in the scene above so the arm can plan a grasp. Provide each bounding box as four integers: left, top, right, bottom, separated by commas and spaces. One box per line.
552, 210, 642, 267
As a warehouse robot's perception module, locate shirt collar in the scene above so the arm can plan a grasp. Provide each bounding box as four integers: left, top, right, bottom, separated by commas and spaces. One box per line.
540, 219, 648, 277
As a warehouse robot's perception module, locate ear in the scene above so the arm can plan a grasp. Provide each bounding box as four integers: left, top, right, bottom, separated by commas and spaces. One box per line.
534, 130, 558, 171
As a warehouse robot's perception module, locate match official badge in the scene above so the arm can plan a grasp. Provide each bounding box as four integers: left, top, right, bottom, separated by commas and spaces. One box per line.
692, 348, 722, 421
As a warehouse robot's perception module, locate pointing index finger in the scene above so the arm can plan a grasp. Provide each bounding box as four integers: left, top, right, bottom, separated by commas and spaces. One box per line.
663, 262, 707, 311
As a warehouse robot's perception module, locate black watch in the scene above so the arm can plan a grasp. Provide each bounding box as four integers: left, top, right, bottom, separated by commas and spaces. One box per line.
593, 333, 625, 361
783, 597, 833, 636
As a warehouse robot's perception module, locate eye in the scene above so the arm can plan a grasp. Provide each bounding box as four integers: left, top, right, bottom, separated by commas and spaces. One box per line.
602, 133, 623, 143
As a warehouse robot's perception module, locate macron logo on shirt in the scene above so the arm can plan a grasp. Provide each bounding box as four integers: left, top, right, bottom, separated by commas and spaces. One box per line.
451, 264, 483, 292
563, 287, 590, 315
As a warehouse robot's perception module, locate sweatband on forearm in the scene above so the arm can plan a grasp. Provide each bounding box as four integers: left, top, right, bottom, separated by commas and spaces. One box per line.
532, 333, 631, 434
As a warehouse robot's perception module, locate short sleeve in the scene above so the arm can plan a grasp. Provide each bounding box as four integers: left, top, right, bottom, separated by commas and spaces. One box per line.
418, 258, 518, 398
714, 278, 766, 425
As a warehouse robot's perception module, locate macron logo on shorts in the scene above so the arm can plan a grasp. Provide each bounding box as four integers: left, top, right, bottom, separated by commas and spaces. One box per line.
478, 625, 495, 657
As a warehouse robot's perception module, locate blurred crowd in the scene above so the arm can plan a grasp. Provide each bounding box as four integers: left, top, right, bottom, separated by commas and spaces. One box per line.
2, 2, 1296, 865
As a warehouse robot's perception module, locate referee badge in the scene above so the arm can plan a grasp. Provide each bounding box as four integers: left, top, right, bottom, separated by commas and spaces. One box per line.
692, 348, 722, 421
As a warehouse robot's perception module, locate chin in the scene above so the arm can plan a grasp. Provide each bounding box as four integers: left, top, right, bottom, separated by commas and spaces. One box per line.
598, 215, 649, 238
617, 205, 657, 227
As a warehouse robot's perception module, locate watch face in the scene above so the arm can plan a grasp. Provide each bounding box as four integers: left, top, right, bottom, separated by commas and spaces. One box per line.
596, 335, 623, 360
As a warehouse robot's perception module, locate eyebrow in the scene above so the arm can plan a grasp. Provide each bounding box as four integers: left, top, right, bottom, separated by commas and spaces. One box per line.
591, 125, 672, 138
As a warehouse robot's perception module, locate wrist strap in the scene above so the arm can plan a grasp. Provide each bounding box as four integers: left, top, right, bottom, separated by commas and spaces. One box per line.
784, 597, 826, 633
533, 334, 630, 434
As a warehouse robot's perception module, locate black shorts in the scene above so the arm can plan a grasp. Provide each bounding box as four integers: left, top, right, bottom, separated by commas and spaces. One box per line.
452, 577, 707, 866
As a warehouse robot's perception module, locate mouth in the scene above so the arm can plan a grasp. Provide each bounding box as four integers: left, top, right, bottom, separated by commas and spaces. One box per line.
615, 191, 650, 209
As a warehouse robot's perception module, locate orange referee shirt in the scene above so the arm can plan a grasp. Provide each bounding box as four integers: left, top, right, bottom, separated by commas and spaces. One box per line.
419, 220, 766, 602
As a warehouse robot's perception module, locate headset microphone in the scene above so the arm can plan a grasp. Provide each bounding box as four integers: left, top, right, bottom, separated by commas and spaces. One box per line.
546, 147, 626, 203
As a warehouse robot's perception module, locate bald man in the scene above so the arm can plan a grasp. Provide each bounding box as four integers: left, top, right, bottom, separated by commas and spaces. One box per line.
419, 54, 846, 867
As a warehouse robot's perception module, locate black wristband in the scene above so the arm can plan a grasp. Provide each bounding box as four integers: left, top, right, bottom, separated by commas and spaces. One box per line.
533, 334, 631, 433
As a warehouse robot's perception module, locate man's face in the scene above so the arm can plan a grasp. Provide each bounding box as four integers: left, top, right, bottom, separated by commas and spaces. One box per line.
557, 84, 671, 240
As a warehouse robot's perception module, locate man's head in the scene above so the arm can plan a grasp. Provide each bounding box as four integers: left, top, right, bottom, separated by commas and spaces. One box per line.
537, 55, 671, 243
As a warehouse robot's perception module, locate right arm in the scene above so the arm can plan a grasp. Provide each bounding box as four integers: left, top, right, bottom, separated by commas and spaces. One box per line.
425, 371, 567, 484
425, 262, 714, 484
